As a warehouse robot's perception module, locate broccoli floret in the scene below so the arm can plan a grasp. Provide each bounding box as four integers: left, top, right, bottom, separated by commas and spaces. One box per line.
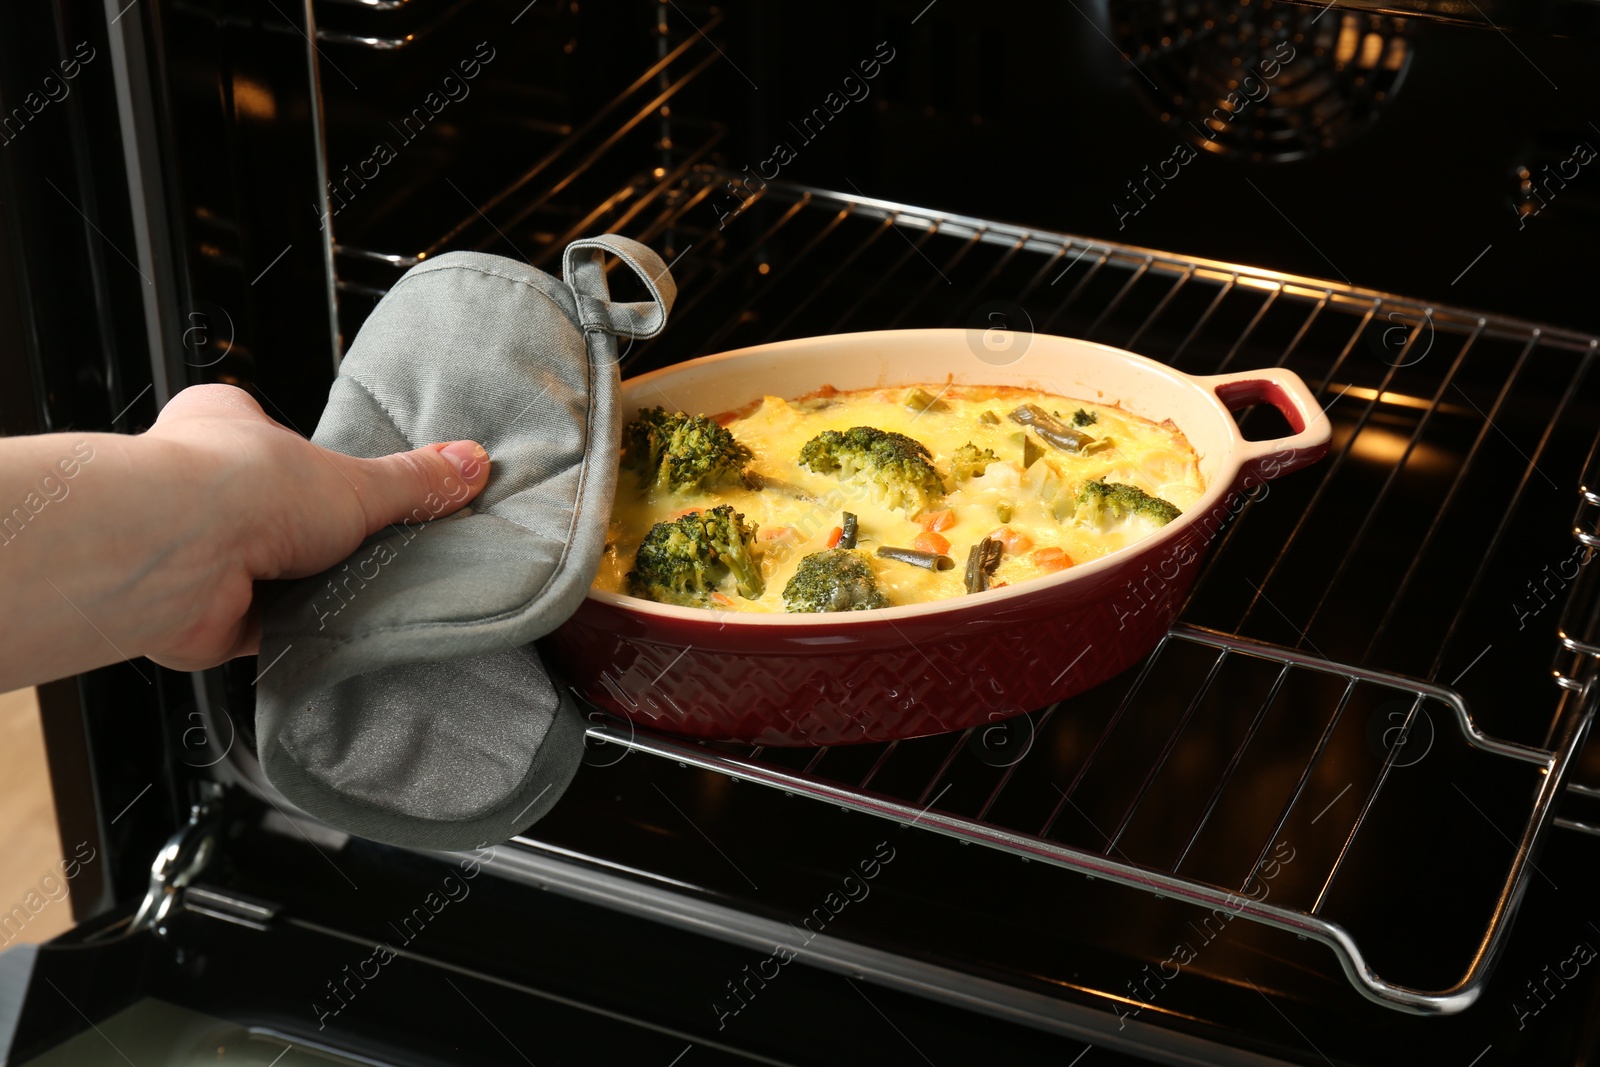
622, 407, 752, 494
626, 505, 764, 606
1074, 480, 1182, 530
782, 549, 890, 613
1071, 408, 1097, 427
797, 426, 945, 514
951, 441, 999, 481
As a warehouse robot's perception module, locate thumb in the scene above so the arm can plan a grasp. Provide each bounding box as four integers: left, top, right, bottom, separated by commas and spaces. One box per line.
343, 440, 491, 536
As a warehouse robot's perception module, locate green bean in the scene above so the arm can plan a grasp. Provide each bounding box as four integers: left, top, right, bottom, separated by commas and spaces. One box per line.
876, 546, 955, 571
838, 512, 859, 550
1009, 404, 1096, 453
964, 537, 1003, 593
903, 387, 949, 413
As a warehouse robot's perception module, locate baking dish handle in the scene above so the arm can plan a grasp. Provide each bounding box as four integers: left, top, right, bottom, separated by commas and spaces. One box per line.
1195, 367, 1333, 481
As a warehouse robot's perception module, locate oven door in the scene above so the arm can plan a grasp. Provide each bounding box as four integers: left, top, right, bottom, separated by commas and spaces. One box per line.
0, 797, 1152, 1067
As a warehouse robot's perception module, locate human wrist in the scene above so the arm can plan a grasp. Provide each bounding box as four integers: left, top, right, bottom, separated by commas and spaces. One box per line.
99, 430, 244, 659
0, 429, 222, 683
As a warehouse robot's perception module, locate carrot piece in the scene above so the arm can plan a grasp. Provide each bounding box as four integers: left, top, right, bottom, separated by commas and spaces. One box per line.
825, 526, 843, 548
913, 531, 951, 556
665, 506, 701, 522
917, 508, 957, 532
709, 591, 735, 607
1031, 547, 1072, 572
759, 526, 795, 541
987, 525, 1033, 554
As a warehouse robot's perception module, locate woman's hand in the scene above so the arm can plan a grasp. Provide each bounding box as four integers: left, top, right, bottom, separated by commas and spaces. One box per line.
0, 384, 490, 688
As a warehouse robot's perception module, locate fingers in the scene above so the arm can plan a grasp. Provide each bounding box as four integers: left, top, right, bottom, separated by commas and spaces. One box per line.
338, 440, 491, 537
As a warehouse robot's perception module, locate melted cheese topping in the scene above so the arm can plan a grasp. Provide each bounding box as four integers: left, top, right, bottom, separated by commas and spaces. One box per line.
593, 384, 1204, 612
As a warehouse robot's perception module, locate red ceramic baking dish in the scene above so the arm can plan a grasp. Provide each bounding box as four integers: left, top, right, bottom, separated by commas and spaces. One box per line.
544, 329, 1332, 745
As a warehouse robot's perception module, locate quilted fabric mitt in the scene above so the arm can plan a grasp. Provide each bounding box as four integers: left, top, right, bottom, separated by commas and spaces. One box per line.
254, 235, 674, 849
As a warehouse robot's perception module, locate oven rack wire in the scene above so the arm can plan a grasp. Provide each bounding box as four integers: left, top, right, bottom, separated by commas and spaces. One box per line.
533, 173, 1600, 1017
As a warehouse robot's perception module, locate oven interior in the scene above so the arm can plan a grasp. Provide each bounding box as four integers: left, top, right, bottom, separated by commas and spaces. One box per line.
12, 0, 1600, 1063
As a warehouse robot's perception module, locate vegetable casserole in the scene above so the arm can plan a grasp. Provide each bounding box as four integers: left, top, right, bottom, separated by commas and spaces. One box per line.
593, 383, 1205, 613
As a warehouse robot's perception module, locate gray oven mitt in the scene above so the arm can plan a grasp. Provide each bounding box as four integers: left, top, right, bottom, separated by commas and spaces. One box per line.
253, 236, 674, 850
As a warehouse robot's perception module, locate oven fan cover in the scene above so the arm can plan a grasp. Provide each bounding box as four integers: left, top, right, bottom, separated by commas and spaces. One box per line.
1112, 0, 1414, 162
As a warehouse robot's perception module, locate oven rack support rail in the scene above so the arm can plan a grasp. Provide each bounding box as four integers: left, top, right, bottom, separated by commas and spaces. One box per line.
583, 619, 1596, 1017
1560, 432, 1600, 668
1551, 442, 1600, 834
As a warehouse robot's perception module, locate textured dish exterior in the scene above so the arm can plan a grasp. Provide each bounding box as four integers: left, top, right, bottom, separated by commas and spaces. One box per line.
543, 330, 1327, 745
548, 530, 1204, 745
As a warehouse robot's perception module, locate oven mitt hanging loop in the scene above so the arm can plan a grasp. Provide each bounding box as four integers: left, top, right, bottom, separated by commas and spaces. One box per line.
564, 234, 676, 340
253, 236, 673, 851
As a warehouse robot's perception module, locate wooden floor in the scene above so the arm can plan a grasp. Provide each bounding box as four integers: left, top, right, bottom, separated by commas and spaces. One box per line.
0, 687, 72, 947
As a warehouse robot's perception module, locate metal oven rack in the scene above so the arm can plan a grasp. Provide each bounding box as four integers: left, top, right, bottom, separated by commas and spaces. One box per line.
524, 173, 1600, 1017
325, 135, 1600, 1013
582, 628, 1592, 1017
